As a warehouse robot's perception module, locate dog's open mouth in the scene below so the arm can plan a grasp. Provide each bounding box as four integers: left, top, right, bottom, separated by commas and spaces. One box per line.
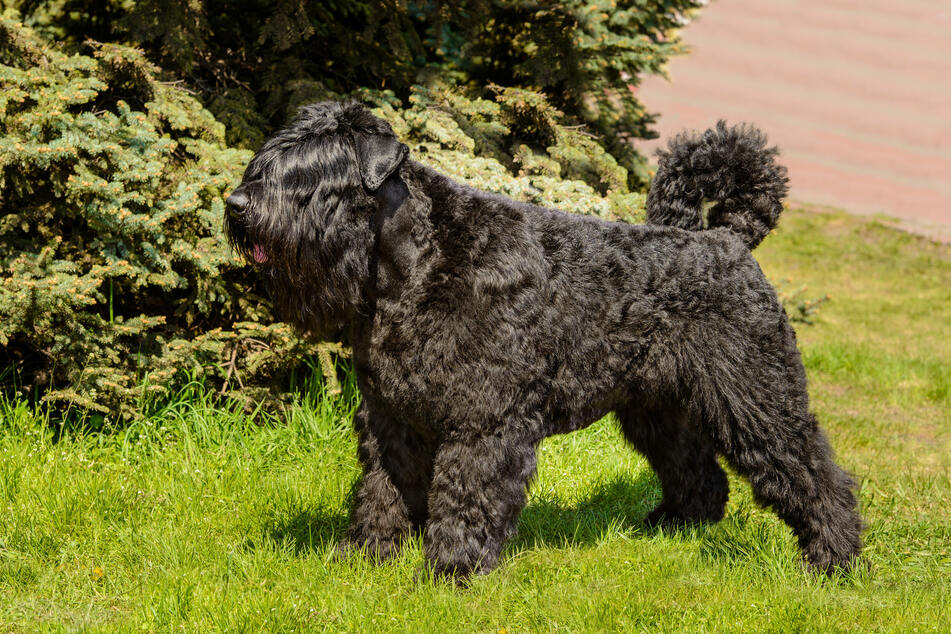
252, 244, 268, 264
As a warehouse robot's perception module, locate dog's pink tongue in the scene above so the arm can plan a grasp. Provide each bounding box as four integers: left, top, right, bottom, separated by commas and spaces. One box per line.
252, 244, 268, 263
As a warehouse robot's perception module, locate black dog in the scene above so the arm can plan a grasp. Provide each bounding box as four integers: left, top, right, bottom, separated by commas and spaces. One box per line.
225, 101, 862, 580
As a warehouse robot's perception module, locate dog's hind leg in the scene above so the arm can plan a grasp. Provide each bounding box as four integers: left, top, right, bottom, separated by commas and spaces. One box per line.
618, 404, 729, 527
343, 402, 433, 561
703, 387, 863, 573
423, 429, 538, 581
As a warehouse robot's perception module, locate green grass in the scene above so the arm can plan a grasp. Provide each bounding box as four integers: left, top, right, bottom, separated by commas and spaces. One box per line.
1, 207, 949, 631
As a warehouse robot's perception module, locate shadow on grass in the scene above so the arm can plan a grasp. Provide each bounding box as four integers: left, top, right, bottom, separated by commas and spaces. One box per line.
248, 505, 350, 556
248, 471, 666, 558
511, 471, 660, 550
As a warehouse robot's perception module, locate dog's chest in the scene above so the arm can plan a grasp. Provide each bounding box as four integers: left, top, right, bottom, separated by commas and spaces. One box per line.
350, 318, 447, 434
354, 302, 539, 433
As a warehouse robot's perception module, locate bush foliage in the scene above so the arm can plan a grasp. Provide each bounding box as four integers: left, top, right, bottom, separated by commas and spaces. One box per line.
1, 3, 830, 421
0, 18, 317, 420
359, 83, 646, 222
9, 0, 706, 187
0, 16, 661, 420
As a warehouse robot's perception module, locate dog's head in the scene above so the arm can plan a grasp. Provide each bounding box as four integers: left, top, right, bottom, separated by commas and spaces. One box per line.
225, 101, 408, 338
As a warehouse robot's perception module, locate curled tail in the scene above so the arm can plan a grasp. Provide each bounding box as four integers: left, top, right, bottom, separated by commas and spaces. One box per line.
647, 121, 789, 249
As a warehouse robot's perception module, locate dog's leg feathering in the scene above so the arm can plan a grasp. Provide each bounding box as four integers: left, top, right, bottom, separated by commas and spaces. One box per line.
701, 382, 863, 574
423, 429, 538, 582
341, 403, 432, 561
618, 403, 729, 527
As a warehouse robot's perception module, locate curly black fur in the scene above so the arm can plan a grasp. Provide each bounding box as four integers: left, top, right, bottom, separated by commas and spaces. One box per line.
647, 121, 789, 249
225, 102, 862, 581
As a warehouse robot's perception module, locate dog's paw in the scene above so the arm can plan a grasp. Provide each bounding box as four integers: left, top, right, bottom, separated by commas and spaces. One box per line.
644, 504, 687, 530
332, 539, 360, 561
803, 544, 866, 579
645, 500, 725, 530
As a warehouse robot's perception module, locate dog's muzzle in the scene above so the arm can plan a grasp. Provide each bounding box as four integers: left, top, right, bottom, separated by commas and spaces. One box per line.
225, 191, 268, 263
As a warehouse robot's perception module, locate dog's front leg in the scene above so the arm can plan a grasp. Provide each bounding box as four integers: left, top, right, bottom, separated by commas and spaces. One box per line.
423, 429, 538, 582
341, 402, 432, 561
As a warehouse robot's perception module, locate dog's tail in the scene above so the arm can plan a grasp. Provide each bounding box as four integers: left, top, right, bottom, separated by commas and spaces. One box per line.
646, 121, 789, 249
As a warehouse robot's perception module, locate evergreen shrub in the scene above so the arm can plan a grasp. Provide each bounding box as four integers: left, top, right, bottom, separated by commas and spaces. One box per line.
10, 0, 707, 187
0, 18, 648, 420
0, 11, 818, 421
0, 19, 316, 421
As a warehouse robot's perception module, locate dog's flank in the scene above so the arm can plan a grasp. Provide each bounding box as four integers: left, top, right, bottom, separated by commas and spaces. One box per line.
225, 101, 862, 581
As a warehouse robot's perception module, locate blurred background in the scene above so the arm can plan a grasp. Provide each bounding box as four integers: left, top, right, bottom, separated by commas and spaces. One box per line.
637, 0, 951, 240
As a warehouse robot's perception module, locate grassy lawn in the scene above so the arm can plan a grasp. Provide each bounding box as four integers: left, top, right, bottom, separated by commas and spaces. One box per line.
1, 207, 949, 632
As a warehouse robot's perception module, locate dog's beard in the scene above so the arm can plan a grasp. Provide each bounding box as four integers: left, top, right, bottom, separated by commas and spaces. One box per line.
225, 205, 374, 342
265, 248, 368, 342
268, 274, 349, 341
223, 211, 261, 264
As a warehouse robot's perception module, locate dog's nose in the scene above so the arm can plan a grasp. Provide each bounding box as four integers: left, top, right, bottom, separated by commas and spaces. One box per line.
226, 191, 250, 212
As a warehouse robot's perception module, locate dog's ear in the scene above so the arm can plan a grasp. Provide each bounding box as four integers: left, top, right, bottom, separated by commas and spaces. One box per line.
351, 130, 408, 192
